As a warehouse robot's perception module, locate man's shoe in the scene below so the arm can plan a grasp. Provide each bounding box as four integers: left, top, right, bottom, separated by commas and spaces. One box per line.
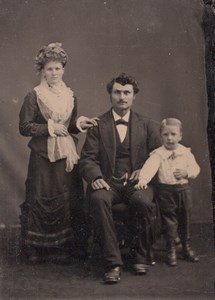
104, 266, 121, 284
133, 264, 148, 275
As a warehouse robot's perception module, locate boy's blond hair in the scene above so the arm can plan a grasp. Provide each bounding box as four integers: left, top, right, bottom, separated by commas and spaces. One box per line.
160, 118, 182, 134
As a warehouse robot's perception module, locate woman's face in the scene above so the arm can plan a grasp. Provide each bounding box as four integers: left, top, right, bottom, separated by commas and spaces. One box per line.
42, 61, 64, 86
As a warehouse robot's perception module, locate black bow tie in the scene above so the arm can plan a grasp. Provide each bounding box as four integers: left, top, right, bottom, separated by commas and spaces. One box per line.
115, 119, 129, 126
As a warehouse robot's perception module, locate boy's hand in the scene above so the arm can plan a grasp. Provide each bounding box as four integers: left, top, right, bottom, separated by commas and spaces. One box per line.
173, 169, 188, 180
134, 180, 148, 190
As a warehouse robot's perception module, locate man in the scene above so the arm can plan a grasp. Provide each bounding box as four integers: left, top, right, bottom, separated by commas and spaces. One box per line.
79, 73, 160, 284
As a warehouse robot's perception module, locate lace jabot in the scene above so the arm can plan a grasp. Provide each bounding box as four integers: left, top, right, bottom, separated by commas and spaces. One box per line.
34, 79, 79, 172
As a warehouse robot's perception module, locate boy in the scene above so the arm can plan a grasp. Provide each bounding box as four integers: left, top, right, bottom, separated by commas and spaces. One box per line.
135, 118, 200, 266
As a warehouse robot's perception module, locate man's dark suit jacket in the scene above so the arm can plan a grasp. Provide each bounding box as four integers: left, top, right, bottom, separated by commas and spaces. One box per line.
79, 109, 161, 184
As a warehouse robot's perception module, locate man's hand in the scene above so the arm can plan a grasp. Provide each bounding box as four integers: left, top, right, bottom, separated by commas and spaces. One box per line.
53, 124, 69, 136
80, 117, 100, 130
129, 169, 141, 183
91, 178, 110, 190
173, 169, 188, 180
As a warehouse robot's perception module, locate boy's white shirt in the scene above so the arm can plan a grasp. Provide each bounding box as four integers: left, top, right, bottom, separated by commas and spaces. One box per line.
138, 144, 200, 185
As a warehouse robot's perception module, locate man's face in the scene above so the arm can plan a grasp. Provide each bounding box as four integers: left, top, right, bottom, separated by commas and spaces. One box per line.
110, 83, 135, 115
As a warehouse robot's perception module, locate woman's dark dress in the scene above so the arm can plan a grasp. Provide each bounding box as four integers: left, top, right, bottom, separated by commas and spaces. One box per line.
19, 91, 85, 248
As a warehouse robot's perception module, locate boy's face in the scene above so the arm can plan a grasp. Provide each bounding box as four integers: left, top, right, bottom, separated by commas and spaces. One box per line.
161, 125, 182, 150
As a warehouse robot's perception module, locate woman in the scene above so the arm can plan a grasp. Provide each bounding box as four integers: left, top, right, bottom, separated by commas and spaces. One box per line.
19, 42, 97, 263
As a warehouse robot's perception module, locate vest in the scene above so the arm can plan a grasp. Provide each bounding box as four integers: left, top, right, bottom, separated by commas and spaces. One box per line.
114, 125, 132, 177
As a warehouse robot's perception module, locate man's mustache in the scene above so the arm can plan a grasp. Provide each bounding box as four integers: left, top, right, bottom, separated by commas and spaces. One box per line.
117, 100, 127, 104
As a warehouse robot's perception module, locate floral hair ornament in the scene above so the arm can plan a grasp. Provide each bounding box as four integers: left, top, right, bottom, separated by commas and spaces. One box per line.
47, 42, 64, 53
35, 42, 68, 72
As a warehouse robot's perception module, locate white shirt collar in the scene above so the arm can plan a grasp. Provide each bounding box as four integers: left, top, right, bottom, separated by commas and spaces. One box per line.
151, 144, 190, 159
112, 109, 130, 122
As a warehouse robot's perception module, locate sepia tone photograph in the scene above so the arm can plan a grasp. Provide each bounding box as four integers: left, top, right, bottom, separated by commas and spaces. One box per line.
0, 0, 214, 299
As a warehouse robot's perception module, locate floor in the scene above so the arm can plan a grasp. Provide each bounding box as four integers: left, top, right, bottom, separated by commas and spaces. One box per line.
0, 223, 214, 300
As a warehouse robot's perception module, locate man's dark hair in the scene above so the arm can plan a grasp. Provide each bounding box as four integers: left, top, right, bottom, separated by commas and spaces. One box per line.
106, 73, 140, 94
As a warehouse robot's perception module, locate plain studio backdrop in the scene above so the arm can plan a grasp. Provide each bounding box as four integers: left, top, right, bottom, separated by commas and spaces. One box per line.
0, 0, 211, 225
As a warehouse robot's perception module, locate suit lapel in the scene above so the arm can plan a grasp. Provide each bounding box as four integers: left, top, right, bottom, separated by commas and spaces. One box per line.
99, 110, 116, 173
130, 111, 141, 169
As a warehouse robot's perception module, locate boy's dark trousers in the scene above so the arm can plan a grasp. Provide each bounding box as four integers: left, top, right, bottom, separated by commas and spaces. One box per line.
156, 183, 192, 246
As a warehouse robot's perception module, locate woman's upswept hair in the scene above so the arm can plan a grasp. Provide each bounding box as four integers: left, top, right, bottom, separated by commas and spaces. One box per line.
106, 73, 139, 94
160, 118, 182, 133
34, 42, 68, 72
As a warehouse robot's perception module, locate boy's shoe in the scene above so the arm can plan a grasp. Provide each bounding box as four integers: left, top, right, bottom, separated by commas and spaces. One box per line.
167, 240, 177, 267
183, 243, 199, 262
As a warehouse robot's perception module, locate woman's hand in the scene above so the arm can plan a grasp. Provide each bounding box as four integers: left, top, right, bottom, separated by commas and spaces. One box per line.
53, 124, 69, 136
80, 117, 99, 130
